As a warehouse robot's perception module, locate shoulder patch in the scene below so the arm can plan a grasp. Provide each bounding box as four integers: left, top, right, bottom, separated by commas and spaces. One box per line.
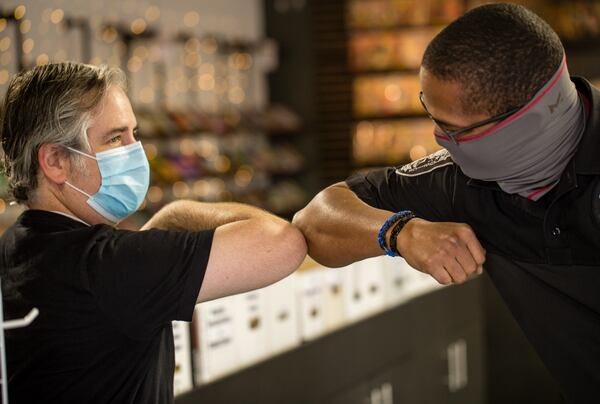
395, 149, 454, 177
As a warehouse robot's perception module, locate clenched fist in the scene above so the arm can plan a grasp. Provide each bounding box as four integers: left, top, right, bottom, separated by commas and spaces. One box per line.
396, 218, 486, 285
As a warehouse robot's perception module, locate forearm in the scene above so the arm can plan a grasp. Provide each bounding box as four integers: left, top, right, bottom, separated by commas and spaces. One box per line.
294, 182, 487, 286
141, 199, 286, 231
198, 217, 307, 302
293, 182, 393, 267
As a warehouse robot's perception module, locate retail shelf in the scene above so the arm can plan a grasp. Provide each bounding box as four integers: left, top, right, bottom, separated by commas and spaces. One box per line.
175, 278, 485, 404
350, 68, 420, 75
346, 23, 453, 34
353, 112, 428, 121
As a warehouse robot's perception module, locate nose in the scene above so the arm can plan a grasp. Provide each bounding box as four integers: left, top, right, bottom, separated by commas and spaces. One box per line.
123, 131, 138, 145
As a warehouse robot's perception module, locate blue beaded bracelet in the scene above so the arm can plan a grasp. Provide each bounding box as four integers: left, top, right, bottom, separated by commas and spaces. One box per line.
377, 210, 414, 257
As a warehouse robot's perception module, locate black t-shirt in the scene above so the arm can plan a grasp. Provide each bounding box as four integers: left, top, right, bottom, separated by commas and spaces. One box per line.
346, 77, 600, 404
0, 210, 214, 404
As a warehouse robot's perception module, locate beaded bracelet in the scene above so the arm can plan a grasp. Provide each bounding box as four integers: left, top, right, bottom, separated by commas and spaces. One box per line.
389, 212, 416, 256
377, 210, 414, 257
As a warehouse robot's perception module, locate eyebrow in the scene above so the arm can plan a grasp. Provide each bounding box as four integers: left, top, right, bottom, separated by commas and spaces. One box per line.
103, 125, 139, 138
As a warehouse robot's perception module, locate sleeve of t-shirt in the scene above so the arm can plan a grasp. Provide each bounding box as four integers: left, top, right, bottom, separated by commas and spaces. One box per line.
345, 149, 458, 222
81, 227, 214, 340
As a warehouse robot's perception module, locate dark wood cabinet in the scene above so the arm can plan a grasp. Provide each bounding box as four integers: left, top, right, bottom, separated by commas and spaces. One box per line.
176, 279, 486, 404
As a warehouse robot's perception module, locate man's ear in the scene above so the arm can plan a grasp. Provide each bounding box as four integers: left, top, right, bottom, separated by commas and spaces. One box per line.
38, 144, 69, 185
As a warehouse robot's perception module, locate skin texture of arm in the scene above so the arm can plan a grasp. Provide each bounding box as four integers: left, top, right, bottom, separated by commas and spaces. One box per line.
142, 200, 308, 302
293, 182, 485, 285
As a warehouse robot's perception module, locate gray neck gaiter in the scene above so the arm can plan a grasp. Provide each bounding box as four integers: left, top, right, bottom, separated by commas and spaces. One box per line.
436, 55, 585, 201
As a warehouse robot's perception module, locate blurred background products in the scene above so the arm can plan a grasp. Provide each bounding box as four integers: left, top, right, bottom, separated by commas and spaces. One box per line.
346, 0, 457, 174
2, 0, 600, 231
0, 0, 309, 232
353, 74, 422, 117
353, 119, 440, 166
348, 27, 441, 72
346, 0, 465, 28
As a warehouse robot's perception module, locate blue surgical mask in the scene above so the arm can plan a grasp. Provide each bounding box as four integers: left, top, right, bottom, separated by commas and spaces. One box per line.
65, 142, 150, 222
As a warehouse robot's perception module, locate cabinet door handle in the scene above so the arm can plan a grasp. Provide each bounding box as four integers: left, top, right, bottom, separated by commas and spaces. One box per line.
447, 338, 468, 392
370, 386, 383, 404
381, 382, 393, 404
369, 382, 394, 404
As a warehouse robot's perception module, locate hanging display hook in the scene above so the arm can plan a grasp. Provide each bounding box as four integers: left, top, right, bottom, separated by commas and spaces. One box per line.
2, 308, 39, 330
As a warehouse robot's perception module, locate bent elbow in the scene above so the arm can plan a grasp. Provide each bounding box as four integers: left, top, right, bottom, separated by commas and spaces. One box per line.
292, 207, 317, 245
257, 220, 307, 283
293, 208, 341, 267
278, 222, 308, 273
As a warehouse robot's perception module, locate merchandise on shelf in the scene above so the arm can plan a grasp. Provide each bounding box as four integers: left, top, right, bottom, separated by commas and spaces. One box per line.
132, 105, 306, 219
191, 256, 442, 387
348, 0, 600, 38
172, 321, 194, 396
347, 0, 459, 170
349, 27, 441, 72
353, 73, 422, 118
347, 0, 600, 173
0, 169, 25, 234
468, 0, 600, 40
264, 273, 302, 355
346, 0, 465, 29
191, 297, 238, 385
136, 104, 301, 138
0, 2, 307, 227
353, 118, 441, 166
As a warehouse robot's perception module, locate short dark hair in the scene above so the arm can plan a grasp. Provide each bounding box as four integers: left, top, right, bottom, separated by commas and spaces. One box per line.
422, 3, 563, 116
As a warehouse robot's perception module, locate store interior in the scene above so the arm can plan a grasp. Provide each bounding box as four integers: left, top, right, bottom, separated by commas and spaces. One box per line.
1, 0, 600, 403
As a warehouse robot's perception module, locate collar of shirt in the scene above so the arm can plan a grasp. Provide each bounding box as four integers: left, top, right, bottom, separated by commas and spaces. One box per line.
50, 210, 90, 226
465, 178, 501, 191
572, 76, 600, 175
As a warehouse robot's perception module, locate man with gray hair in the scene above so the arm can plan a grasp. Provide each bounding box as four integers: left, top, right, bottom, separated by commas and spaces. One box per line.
295, 3, 600, 403
0, 62, 307, 403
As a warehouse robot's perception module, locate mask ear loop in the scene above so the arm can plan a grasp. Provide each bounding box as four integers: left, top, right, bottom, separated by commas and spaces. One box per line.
63, 146, 96, 198
66, 146, 97, 160
64, 181, 92, 198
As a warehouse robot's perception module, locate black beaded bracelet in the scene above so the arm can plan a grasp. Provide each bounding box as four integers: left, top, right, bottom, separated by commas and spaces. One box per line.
389, 212, 416, 256
378, 211, 413, 256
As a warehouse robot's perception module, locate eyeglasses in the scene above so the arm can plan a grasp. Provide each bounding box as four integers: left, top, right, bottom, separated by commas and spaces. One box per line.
419, 91, 522, 145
